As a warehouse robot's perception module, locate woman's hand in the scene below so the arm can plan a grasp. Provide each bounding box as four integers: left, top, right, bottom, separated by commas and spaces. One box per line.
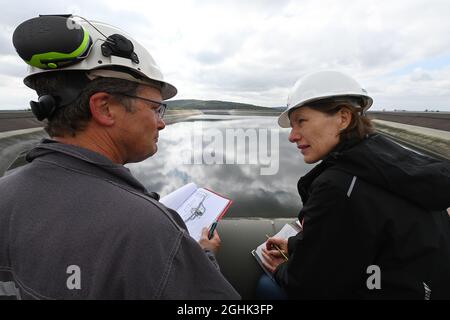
266, 237, 288, 253
198, 227, 221, 255
261, 237, 289, 273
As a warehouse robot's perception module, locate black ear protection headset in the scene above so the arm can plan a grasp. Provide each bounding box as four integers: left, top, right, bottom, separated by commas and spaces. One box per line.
30, 95, 56, 121
28, 74, 90, 121
13, 14, 139, 121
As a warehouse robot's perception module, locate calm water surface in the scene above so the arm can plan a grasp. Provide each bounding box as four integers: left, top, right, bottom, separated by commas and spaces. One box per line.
127, 115, 315, 218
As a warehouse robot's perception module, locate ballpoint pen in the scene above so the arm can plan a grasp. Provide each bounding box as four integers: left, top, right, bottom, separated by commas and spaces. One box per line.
265, 234, 289, 261
208, 221, 218, 240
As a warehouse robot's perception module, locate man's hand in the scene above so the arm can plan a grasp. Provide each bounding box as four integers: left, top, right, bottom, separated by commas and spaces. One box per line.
198, 227, 221, 255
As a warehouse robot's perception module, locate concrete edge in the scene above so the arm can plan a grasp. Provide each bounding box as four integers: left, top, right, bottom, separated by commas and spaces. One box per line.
373, 121, 450, 161
0, 127, 44, 139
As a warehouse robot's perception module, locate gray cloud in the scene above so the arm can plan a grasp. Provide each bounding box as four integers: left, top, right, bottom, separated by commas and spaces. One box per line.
1, 0, 450, 110
0, 55, 28, 78
191, 31, 249, 65
410, 70, 433, 82
0, 29, 15, 55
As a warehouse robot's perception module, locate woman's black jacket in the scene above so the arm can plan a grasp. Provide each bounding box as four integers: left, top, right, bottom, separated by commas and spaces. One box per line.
274, 134, 450, 299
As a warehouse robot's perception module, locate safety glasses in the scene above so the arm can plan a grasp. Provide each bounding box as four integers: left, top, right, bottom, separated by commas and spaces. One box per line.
118, 93, 167, 119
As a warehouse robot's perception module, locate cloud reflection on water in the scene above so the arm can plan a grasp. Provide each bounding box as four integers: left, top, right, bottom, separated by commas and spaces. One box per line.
127, 116, 315, 218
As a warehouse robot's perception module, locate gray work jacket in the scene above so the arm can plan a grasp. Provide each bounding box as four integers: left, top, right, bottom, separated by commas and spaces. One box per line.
0, 139, 240, 300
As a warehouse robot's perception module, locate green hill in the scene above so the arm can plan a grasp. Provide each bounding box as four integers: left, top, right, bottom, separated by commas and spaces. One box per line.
166, 99, 278, 111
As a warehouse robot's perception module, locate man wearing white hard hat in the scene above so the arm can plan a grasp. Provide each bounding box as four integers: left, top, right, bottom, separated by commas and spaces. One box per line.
260, 71, 450, 299
0, 15, 239, 299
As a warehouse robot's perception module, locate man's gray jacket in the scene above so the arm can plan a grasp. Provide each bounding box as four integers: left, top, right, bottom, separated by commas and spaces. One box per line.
0, 139, 240, 299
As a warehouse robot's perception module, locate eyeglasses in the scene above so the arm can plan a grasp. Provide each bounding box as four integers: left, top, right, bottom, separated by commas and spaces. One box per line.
117, 93, 167, 119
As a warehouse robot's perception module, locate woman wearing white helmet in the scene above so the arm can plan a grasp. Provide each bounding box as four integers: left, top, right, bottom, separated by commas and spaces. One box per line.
259, 71, 450, 299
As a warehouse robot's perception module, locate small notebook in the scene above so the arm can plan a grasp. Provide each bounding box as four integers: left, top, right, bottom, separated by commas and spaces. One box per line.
251, 220, 302, 280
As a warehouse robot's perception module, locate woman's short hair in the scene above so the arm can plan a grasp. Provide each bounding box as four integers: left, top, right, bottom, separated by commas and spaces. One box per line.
307, 97, 374, 140
30, 71, 140, 137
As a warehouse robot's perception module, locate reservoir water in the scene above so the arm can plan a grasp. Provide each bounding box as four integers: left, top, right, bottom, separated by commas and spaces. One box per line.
127, 115, 315, 218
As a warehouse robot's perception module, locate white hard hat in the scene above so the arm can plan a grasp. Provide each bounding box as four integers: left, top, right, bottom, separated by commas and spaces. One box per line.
13, 15, 177, 100
278, 71, 373, 128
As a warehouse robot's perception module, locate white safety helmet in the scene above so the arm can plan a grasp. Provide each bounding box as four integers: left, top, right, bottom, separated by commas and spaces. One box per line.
278, 71, 373, 128
13, 15, 177, 100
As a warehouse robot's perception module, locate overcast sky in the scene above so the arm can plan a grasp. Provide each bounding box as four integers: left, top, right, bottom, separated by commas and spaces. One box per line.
1, 0, 450, 111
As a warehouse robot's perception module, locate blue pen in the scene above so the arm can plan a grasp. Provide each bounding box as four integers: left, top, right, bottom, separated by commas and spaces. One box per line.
208, 221, 218, 240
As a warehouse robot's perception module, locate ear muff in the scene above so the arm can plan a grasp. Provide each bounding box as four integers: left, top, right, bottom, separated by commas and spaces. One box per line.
101, 34, 139, 64
30, 95, 57, 121
12, 15, 92, 69
28, 72, 89, 121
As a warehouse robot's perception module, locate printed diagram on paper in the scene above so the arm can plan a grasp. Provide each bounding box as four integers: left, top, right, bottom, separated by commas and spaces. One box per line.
182, 191, 208, 223
160, 183, 232, 241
